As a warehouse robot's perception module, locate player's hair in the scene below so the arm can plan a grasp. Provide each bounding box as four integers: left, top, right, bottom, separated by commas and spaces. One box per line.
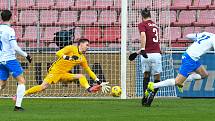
78, 38, 90, 45
1, 10, 12, 21
141, 8, 151, 19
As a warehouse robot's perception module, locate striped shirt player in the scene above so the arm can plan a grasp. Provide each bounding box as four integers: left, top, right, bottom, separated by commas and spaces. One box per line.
146, 32, 215, 97
0, 10, 32, 111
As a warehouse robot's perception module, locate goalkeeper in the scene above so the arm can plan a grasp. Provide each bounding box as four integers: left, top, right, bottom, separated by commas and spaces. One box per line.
24, 38, 110, 96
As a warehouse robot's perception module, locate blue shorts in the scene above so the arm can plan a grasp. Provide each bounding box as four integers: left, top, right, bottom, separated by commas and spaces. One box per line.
179, 52, 201, 77
0, 59, 23, 80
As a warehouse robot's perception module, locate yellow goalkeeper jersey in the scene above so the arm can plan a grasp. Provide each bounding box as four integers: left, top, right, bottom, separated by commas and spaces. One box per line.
48, 45, 97, 80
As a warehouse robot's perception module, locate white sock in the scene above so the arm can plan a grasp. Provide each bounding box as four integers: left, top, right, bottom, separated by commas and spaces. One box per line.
186, 73, 202, 81
16, 84, 25, 107
154, 78, 175, 88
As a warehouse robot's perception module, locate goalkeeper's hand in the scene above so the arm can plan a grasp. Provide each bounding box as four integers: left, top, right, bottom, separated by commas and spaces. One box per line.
129, 52, 138, 61
96, 79, 111, 93
63, 55, 79, 61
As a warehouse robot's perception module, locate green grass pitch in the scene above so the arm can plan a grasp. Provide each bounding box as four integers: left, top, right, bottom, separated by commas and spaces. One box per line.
0, 98, 215, 121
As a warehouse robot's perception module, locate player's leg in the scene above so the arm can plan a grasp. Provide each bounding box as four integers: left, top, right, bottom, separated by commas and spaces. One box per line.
142, 71, 150, 106
186, 73, 202, 82
0, 63, 9, 90
195, 65, 209, 79
146, 52, 199, 93
25, 73, 60, 95
140, 56, 151, 106
60, 73, 100, 93
145, 53, 162, 106
6, 60, 26, 111
145, 74, 160, 107
186, 60, 207, 81
14, 75, 26, 111
24, 81, 50, 96
146, 74, 186, 94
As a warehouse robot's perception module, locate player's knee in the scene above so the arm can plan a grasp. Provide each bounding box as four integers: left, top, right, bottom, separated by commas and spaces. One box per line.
19, 79, 26, 84
77, 74, 85, 79
144, 72, 150, 78
17, 77, 26, 84
201, 73, 209, 79
41, 83, 49, 90
175, 80, 183, 86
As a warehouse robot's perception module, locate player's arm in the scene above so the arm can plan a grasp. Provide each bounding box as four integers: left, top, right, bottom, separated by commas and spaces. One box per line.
186, 33, 198, 41
136, 31, 148, 58
140, 32, 146, 50
81, 60, 110, 93
9, 30, 32, 63
129, 25, 148, 61
56, 46, 71, 58
80, 59, 97, 80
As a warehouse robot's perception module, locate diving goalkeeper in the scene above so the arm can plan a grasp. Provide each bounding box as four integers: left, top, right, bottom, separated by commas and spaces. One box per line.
24, 38, 110, 96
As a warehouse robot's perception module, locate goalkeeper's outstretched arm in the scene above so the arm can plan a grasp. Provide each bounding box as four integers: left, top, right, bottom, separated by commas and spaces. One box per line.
81, 61, 110, 93
81, 61, 97, 80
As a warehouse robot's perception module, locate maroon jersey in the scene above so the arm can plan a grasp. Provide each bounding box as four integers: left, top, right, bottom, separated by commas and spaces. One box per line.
138, 20, 161, 53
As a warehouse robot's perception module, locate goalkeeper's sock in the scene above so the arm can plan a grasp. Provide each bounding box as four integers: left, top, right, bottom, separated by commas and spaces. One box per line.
186, 73, 201, 81
154, 78, 175, 89
24, 85, 43, 96
79, 76, 90, 89
16, 84, 25, 107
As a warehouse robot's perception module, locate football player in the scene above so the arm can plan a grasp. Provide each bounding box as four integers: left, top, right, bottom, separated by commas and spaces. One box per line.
24, 38, 110, 96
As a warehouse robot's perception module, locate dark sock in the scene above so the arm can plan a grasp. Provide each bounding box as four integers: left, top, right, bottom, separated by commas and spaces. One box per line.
143, 77, 150, 95
146, 80, 160, 106
142, 77, 150, 106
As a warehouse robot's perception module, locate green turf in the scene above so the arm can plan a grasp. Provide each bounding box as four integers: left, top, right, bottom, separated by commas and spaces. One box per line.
0, 98, 215, 121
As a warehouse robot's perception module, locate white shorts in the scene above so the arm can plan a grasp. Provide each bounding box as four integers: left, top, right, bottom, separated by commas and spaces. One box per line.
140, 53, 162, 75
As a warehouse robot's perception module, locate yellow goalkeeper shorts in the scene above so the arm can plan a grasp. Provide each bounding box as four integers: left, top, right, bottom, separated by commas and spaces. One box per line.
44, 73, 76, 84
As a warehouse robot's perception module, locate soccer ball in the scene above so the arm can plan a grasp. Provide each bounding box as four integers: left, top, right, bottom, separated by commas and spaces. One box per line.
111, 86, 122, 97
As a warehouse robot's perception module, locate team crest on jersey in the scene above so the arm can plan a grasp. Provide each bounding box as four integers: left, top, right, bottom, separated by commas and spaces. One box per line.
10, 36, 16, 39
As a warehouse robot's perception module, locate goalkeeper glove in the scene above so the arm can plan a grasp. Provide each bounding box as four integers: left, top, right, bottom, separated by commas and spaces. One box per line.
129, 52, 138, 61
95, 78, 111, 93
26, 55, 32, 63
140, 49, 148, 58
63, 55, 79, 60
